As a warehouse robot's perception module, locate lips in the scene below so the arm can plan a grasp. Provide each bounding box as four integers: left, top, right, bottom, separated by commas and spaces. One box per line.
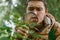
30, 17, 38, 22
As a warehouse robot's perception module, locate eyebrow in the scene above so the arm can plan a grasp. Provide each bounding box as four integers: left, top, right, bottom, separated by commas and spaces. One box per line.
28, 6, 43, 8
28, 6, 43, 9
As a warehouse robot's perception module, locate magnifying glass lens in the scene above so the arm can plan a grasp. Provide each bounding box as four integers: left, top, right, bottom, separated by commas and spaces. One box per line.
24, 12, 38, 24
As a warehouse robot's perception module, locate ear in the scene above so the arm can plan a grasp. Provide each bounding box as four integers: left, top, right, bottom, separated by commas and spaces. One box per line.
45, 8, 48, 15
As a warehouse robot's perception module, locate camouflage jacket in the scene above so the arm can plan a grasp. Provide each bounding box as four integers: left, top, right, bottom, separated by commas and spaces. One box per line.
15, 13, 60, 40
30, 13, 60, 40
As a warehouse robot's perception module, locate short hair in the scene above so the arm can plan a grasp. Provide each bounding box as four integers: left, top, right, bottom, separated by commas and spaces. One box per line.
26, 0, 47, 8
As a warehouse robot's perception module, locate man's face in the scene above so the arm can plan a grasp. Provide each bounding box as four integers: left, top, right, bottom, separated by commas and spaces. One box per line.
26, 1, 46, 23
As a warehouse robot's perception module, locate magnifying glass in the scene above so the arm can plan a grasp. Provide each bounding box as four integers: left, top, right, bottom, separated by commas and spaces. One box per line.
23, 12, 39, 27
23, 12, 38, 23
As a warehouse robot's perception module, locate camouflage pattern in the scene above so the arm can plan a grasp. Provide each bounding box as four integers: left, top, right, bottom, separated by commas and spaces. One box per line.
15, 13, 60, 40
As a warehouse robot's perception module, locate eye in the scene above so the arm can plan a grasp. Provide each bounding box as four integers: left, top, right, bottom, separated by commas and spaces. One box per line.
28, 7, 34, 11
36, 7, 43, 11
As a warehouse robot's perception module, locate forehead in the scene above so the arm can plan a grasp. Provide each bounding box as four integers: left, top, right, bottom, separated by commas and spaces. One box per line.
27, 1, 44, 7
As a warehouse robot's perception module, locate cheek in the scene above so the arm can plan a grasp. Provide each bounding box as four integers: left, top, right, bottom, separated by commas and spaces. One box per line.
37, 12, 45, 23
38, 13, 45, 19
38, 12, 45, 18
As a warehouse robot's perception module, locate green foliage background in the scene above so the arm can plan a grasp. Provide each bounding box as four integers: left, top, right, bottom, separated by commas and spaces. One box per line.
0, 0, 60, 40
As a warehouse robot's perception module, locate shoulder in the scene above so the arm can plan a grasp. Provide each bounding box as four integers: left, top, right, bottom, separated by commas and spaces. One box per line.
54, 22, 60, 28
53, 22, 60, 40
53, 22, 60, 36
47, 13, 60, 36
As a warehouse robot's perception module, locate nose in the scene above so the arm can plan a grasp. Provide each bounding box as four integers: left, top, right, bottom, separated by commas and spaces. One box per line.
33, 9, 37, 15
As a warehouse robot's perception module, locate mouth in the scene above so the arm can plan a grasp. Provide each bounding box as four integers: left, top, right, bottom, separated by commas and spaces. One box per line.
30, 17, 38, 22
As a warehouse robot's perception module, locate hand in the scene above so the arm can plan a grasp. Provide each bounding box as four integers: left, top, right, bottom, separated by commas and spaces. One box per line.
15, 26, 29, 36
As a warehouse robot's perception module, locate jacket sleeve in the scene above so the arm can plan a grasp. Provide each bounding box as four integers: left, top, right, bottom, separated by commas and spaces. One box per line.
53, 22, 60, 40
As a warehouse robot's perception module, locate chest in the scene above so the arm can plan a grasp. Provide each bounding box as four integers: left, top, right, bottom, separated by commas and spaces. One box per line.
31, 26, 52, 40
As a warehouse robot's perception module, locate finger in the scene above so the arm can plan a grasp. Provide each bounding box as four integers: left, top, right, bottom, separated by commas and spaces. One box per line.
34, 27, 40, 32
16, 28, 26, 36
15, 27, 28, 36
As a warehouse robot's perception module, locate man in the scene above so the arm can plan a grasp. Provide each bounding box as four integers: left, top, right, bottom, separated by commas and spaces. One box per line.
16, 0, 60, 40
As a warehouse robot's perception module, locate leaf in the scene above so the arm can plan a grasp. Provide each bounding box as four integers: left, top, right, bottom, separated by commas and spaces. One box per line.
0, 37, 10, 40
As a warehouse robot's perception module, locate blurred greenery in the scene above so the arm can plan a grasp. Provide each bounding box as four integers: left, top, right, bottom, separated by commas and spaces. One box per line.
0, 0, 60, 40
